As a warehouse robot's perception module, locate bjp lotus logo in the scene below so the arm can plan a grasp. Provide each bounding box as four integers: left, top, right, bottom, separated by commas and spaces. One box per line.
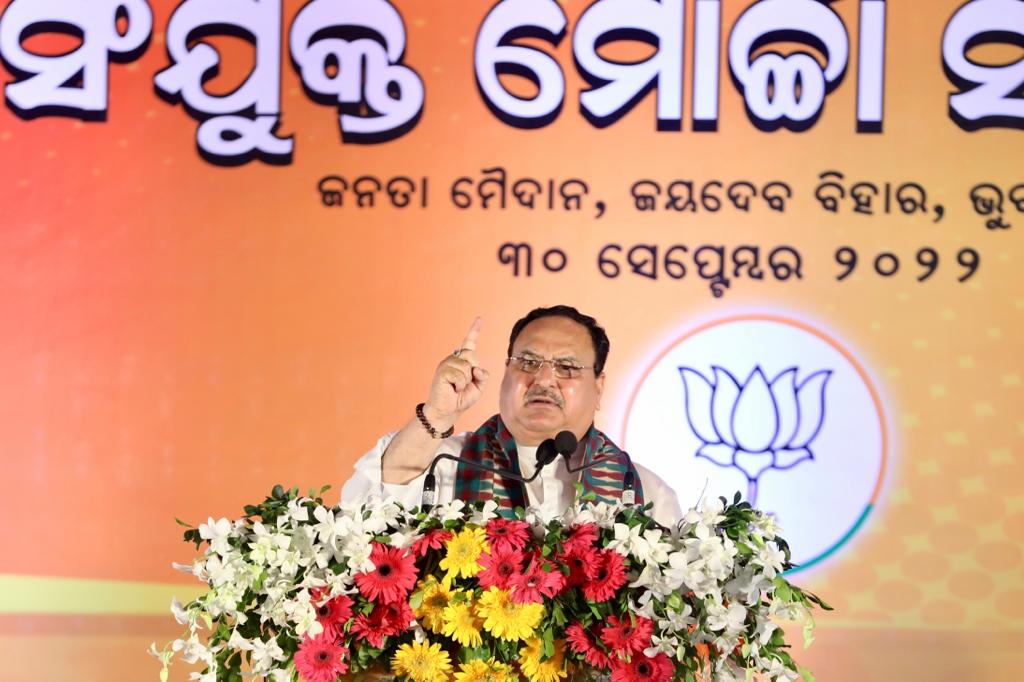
623, 315, 888, 574
678, 366, 831, 506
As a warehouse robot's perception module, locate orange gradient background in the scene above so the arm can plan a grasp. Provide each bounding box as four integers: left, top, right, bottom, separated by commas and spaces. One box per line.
1, 0, 1022, 680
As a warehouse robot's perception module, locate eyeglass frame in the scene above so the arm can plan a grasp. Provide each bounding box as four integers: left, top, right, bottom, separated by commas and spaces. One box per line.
505, 353, 595, 379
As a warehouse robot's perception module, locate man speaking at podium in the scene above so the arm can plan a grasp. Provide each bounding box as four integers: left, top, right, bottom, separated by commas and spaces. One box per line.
342, 305, 682, 526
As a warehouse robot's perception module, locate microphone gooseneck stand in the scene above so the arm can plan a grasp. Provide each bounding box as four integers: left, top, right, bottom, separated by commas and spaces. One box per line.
419, 429, 642, 514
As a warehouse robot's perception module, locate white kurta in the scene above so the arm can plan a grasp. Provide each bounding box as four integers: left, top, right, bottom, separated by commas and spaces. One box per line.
341, 431, 683, 527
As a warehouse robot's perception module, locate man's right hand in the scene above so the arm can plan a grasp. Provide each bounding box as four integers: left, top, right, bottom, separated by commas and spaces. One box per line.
380, 317, 490, 484
421, 317, 490, 431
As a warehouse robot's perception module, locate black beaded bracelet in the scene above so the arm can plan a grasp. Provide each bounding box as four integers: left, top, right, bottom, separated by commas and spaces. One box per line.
415, 403, 454, 439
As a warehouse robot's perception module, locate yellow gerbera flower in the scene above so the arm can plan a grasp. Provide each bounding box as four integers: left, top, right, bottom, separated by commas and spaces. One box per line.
415, 579, 454, 634
477, 586, 543, 641
439, 527, 489, 581
442, 596, 484, 647
453, 658, 517, 682
485, 658, 518, 682
391, 639, 453, 682
519, 637, 568, 682
453, 659, 492, 682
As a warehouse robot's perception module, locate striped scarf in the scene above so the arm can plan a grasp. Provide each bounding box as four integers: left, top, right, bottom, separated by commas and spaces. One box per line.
453, 414, 645, 517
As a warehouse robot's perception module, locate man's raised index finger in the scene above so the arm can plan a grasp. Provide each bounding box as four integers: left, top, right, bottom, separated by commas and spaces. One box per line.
460, 316, 482, 352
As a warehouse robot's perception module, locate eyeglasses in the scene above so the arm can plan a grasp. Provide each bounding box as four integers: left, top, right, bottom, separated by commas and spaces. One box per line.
506, 354, 592, 379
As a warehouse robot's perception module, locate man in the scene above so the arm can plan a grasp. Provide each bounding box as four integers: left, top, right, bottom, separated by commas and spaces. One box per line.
341, 305, 682, 526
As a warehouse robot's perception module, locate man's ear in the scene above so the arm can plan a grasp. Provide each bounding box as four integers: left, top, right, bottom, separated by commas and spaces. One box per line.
595, 371, 606, 410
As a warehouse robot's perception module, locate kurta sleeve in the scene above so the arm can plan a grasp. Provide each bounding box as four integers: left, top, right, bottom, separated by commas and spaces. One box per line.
340, 432, 464, 509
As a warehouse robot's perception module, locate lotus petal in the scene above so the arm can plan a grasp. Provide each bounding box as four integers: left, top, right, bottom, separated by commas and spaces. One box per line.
734, 450, 774, 480
679, 367, 720, 444
773, 447, 813, 470
696, 443, 734, 468
731, 367, 778, 453
711, 366, 740, 447
790, 370, 832, 448
769, 368, 799, 451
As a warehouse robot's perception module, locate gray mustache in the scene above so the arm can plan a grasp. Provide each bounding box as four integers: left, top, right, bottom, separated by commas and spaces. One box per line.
525, 390, 563, 407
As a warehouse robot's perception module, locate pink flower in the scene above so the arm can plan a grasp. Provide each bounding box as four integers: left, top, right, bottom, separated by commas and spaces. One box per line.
412, 529, 453, 557
477, 546, 525, 590
315, 594, 354, 639
355, 543, 418, 604
485, 518, 531, 553
563, 522, 599, 553
582, 549, 626, 602
610, 652, 673, 682
294, 632, 348, 682
566, 623, 611, 670
600, 615, 653, 655
509, 559, 566, 603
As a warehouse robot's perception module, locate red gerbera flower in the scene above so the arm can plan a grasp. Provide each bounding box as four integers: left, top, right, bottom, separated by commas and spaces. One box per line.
294, 632, 348, 682
566, 623, 612, 670
563, 522, 599, 553
582, 549, 627, 602
412, 529, 453, 557
610, 652, 673, 682
477, 546, 525, 590
560, 546, 599, 588
509, 559, 566, 603
315, 594, 354, 639
354, 543, 418, 604
382, 599, 415, 633
600, 615, 654, 655
485, 518, 531, 553
350, 600, 413, 648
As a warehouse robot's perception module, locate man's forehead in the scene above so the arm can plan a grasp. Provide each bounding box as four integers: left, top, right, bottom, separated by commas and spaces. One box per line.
511, 316, 595, 358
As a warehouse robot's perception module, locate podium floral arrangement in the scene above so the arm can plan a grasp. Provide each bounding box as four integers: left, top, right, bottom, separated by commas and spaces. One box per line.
153, 485, 829, 682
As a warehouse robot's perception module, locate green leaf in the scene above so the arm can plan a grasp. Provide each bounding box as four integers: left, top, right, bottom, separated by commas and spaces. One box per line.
800, 666, 817, 682
542, 627, 555, 659
551, 601, 565, 627
802, 612, 816, 649
272, 484, 285, 500
174, 517, 194, 528
773, 577, 793, 602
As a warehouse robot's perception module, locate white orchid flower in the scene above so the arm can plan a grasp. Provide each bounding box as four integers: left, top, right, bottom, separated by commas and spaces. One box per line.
753, 541, 786, 579
286, 499, 310, 523
250, 637, 286, 674
469, 500, 500, 525
198, 517, 233, 556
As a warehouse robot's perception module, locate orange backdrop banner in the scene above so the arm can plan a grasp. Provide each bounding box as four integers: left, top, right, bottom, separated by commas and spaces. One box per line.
1, 0, 1022, 680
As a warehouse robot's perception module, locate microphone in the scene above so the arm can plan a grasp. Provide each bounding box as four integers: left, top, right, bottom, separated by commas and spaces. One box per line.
554, 430, 578, 462
535, 438, 559, 468
420, 438, 560, 513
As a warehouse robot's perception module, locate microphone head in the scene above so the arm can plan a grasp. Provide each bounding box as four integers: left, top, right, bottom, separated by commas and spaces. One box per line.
554, 430, 578, 457
536, 438, 558, 467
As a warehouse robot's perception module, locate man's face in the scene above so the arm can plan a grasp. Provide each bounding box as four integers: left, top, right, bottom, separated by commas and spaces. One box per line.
499, 315, 605, 446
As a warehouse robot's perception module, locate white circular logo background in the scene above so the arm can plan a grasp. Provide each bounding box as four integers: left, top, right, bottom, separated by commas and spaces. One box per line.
623, 315, 888, 573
